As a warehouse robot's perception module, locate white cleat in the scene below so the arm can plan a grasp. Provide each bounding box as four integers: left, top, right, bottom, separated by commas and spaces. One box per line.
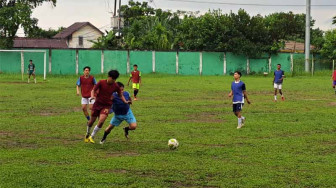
237, 124, 243, 129
100, 140, 105, 145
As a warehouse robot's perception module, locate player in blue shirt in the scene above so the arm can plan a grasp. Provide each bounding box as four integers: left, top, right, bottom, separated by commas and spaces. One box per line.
273, 64, 285, 101
100, 82, 137, 144
228, 71, 251, 129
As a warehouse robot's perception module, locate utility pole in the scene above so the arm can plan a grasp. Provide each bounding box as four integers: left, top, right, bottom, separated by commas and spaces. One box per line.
114, 0, 117, 16
118, 0, 121, 37
305, 0, 311, 72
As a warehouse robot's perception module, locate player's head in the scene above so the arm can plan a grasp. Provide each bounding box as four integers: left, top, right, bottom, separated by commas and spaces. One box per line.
116, 82, 124, 91
234, 71, 242, 80
133, 64, 138, 71
108, 70, 120, 81
29, 60, 33, 64
277, 64, 281, 69
83, 66, 91, 75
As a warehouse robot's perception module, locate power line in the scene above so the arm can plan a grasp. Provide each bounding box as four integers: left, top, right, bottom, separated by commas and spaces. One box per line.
165, 0, 336, 7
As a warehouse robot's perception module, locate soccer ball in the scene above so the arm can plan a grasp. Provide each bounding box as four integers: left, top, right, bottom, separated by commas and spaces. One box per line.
168, 138, 179, 150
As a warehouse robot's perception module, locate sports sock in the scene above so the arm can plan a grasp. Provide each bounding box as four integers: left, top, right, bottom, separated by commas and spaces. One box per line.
91, 125, 101, 138
86, 126, 92, 135
274, 95, 277, 100
101, 131, 110, 141
124, 127, 130, 131
86, 116, 90, 121
134, 89, 139, 97
34, 78, 36, 83
28, 79, 30, 83
238, 118, 242, 126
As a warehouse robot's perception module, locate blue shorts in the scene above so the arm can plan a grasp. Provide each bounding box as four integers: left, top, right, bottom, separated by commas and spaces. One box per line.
233, 103, 244, 112
110, 109, 136, 126
333, 81, 336, 86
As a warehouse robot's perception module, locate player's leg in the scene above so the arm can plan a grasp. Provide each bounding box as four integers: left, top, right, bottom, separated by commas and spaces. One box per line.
89, 109, 109, 143
235, 104, 244, 129
101, 115, 122, 144
333, 81, 336, 94
133, 83, 139, 100
123, 109, 137, 139
28, 72, 31, 83
279, 84, 284, 100
81, 98, 90, 120
85, 115, 98, 142
33, 73, 36, 83
274, 83, 278, 101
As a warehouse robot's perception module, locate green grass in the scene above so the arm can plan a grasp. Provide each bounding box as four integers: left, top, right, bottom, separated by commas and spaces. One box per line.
0, 73, 335, 187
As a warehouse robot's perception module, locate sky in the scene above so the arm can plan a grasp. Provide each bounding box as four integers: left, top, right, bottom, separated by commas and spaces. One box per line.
17, 0, 336, 36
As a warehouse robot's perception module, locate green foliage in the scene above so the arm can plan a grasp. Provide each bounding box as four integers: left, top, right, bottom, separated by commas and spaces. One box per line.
333, 16, 336, 25
0, 0, 56, 48
27, 27, 65, 39
91, 30, 121, 49
0, 74, 336, 187
320, 29, 336, 59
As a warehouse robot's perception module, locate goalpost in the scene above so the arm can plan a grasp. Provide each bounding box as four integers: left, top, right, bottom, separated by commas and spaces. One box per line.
0, 49, 47, 81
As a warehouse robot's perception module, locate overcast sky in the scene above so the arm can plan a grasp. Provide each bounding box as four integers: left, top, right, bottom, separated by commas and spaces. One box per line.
17, 0, 336, 36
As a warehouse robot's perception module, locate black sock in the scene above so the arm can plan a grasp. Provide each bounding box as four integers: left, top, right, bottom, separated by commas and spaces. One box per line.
124, 127, 129, 131
134, 89, 139, 97
102, 131, 110, 141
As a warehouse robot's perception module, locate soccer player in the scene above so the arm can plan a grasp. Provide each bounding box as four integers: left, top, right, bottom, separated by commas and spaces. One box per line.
228, 71, 251, 129
331, 69, 336, 94
76, 66, 97, 121
100, 82, 137, 144
85, 70, 130, 143
27, 60, 36, 83
127, 64, 141, 100
273, 64, 285, 101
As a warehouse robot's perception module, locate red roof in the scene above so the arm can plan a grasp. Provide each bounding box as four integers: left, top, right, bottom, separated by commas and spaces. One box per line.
13, 38, 68, 48
53, 22, 104, 39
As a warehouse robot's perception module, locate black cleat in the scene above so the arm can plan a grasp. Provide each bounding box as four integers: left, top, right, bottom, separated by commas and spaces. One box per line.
123, 127, 129, 139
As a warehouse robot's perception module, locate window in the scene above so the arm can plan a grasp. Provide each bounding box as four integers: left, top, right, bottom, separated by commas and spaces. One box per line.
78, 36, 83, 46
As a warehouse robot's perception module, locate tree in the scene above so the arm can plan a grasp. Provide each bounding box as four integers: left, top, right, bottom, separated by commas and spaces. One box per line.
0, 0, 56, 48
91, 31, 122, 49
320, 29, 336, 59
27, 27, 65, 38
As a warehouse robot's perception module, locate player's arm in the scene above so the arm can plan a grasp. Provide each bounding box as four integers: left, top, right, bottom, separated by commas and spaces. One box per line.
76, 78, 81, 96
127, 74, 132, 86
139, 72, 142, 85
118, 91, 132, 104
91, 81, 100, 99
280, 71, 285, 81
228, 90, 233, 98
243, 90, 251, 104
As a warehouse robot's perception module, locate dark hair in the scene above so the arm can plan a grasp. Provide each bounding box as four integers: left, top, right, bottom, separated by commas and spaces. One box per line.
108, 70, 120, 80
83, 66, 91, 71
116, 82, 124, 88
277, 64, 281, 66
234, 71, 242, 77
133, 64, 138, 67
29, 60, 32, 62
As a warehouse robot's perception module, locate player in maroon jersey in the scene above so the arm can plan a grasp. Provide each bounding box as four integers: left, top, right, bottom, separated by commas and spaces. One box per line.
127, 64, 141, 100
85, 70, 131, 143
76, 66, 97, 121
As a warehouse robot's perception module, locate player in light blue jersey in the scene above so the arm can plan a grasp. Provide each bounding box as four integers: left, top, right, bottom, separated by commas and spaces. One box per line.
273, 64, 285, 101
229, 71, 251, 129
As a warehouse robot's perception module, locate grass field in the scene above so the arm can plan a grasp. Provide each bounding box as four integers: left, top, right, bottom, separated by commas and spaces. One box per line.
0, 73, 335, 187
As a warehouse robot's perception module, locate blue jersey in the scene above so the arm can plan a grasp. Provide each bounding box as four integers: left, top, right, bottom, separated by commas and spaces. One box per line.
112, 91, 130, 115
274, 70, 284, 83
231, 80, 246, 104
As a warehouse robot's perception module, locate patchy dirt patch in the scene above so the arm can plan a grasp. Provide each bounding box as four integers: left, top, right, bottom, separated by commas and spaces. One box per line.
327, 102, 336, 106
0, 131, 14, 137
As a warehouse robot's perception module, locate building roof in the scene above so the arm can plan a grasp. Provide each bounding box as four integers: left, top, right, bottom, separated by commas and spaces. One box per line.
53, 22, 104, 39
281, 41, 315, 53
13, 38, 68, 48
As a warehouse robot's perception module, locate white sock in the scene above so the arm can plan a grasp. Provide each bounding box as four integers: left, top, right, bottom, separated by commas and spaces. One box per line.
91, 125, 101, 138
28, 79, 30, 83
238, 118, 242, 126
274, 95, 277, 100
242, 116, 245, 120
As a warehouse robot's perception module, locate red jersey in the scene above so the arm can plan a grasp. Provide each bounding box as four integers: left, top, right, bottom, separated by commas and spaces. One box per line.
93, 80, 121, 107
333, 71, 336, 81
77, 75, 97, 98
130, 70, 141, 83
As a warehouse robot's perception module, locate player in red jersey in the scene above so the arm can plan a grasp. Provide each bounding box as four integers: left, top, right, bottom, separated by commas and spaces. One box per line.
85, 70, 131, 143
76, 66, 97, 121
331, 70, 336, 94
127, 64, 141, 100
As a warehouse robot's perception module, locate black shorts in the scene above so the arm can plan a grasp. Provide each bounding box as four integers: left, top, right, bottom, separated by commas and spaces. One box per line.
233, 103, 244, 112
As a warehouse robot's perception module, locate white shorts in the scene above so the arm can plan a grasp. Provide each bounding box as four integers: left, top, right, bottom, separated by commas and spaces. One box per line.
81, 97, 95, 105
274, 83, 282, 89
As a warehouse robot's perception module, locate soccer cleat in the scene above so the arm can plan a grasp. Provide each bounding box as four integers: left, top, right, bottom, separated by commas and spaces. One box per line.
281, 96, 285, 101
100, 139, 105, 145
237, 124, 243, 129
84, 134, 90, 143
88, 136, 95, 143
134, 97, 137, 101
123, 127, 129, 139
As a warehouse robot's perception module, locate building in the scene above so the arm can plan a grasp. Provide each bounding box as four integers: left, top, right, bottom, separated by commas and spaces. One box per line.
13, 38, 68, 49
53, 22, 104, 48
281, 41, 315, 53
